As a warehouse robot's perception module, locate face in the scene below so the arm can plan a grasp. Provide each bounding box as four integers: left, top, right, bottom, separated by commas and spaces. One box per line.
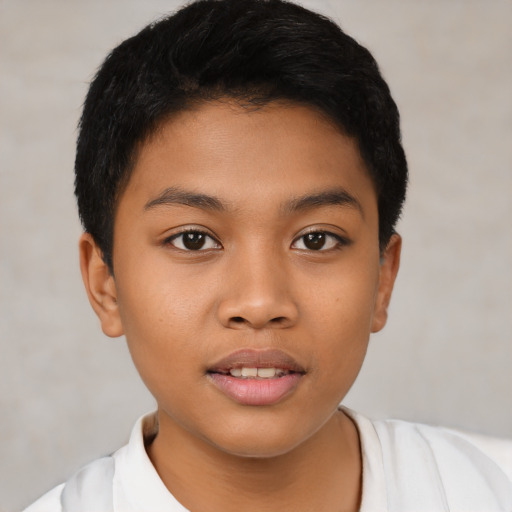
81, 101, 400, 458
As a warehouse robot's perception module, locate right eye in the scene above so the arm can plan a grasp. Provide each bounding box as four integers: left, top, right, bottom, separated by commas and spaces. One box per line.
165, 230, 221, 251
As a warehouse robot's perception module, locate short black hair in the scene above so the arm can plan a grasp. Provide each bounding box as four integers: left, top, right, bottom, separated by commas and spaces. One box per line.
75, 0, 408, 271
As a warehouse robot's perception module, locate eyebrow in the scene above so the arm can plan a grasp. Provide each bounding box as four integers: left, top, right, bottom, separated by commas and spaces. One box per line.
144, 187, 227, 212
144, 185, 363, 217
283, 188, 363, 216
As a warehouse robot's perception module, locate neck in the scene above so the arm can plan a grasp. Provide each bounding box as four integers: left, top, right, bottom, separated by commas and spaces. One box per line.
147, 409, 362, 512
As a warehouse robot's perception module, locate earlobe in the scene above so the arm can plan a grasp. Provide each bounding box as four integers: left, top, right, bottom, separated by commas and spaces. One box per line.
371, 233, 402, 333
79, 233, 124, 338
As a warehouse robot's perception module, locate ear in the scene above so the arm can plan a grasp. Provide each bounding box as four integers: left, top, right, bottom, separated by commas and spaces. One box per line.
79, 233, 124, 338
371, 233, 402, 333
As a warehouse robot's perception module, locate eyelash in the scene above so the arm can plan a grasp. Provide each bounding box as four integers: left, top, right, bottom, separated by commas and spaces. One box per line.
163, 228, 350, 252
164, 229, 221, 251
291, 230, 350, 252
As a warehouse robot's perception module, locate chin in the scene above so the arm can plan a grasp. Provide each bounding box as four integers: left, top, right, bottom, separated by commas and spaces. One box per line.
215, 437, 302, 459
203, 415, 314, 459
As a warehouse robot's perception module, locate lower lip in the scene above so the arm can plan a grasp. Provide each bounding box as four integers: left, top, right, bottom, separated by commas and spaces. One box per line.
208, 373, 302, 406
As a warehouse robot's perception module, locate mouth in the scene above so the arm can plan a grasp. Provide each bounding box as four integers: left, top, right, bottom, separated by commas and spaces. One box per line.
220, 367, 294, 379
206, 349, 306, 406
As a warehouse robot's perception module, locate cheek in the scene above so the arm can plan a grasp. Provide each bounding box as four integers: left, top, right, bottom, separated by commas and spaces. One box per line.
114, 263, 211, 381
304, 260, 380, 369
306, 259, 380, 331
116, 246, 211, 331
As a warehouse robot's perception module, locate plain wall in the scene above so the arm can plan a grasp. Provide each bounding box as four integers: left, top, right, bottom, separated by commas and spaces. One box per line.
1, 0, 511, 509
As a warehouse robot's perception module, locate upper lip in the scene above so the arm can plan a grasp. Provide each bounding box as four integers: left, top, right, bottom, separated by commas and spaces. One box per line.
208, 349, 306, 374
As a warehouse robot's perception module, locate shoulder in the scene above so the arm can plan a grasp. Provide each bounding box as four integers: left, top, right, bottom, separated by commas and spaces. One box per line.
373, 417, 512, 479
22, 413, 156, 512
343, 408, 512, 511
443, 426, 512, 481
23, 484, 65, 512
22, 455, 115, 512
373, 416, 512, 510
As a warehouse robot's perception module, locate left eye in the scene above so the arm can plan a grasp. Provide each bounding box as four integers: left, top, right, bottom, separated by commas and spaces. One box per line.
292, 232, 344, 251
167, 231, 221, 251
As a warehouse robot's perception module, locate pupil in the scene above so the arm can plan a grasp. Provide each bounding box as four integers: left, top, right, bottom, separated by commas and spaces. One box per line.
304, 233, 325, 250
183, 232, 205, 250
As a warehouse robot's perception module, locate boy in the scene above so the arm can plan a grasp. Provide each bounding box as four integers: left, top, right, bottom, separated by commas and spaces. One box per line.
25, 0, 512, 510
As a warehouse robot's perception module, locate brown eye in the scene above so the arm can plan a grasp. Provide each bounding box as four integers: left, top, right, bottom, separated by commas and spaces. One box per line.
292, 231, 347, 251
303, 232, 326, 250
182, 232, 206, 250
168, 231, 221, 251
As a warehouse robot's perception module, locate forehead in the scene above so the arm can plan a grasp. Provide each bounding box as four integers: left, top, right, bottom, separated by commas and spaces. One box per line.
121, 100, 376, 217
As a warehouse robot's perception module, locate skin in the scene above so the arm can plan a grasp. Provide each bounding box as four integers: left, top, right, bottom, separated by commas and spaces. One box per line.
80, 101, 401, 512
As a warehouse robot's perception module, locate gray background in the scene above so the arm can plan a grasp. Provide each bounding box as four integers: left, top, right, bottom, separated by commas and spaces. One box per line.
1, 0, 511, 510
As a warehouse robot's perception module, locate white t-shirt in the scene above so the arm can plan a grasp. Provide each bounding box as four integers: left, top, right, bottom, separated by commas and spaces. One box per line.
24, 409, 512, 511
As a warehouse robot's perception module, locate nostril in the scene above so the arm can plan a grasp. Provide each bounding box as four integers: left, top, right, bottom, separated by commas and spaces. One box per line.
225, 313, 295, 329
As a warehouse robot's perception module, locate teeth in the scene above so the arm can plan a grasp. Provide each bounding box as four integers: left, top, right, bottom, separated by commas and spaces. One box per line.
241, 367, 258, 377
257, 368, 276, 378
228, 367, 289, 378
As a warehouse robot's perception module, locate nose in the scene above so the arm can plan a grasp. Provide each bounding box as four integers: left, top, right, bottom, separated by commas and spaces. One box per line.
216, 247, 299, 330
